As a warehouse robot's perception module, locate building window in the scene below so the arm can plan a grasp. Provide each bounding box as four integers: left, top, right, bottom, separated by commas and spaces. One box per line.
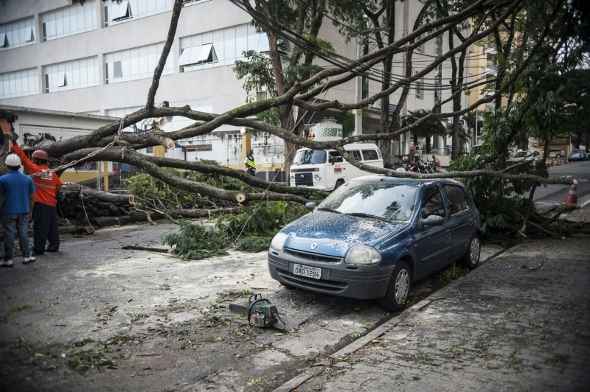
105, 0, 174, 26
179, 23, 269, 72
104, 43, 172, 84
179, 43, 218, 70
43, 57, 99, 93
41, 1, 98, 41
0, 68, 40, 99
0, 17, 36, 49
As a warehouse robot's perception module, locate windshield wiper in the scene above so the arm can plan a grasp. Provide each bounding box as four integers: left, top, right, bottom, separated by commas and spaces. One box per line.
345, 212, 390, 223
316, 207, 342, 214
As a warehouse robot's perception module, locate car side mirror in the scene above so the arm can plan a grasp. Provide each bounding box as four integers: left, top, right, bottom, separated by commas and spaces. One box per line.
305, 201, 317, 210
422, 214, 444, 227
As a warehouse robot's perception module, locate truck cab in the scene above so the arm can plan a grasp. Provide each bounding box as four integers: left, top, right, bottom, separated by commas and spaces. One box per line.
290, 143, 384, 191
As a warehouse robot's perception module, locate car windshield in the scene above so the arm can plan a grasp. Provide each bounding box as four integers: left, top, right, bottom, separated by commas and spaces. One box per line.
318, 181, 417, 222
293, 149, 327, 165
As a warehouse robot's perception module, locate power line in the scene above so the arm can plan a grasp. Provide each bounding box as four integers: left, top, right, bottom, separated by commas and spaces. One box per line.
229, 0, 494, 102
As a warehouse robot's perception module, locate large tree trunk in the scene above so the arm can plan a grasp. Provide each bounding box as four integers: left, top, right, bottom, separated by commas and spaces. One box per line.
267, 31, 295, 178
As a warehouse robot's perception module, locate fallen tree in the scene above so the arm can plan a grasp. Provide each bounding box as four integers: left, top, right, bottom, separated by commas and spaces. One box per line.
1, 0, 586, 239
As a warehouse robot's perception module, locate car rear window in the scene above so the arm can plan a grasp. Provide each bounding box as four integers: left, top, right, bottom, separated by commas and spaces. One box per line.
362, 149, 379, 161
444, 185, 469, 215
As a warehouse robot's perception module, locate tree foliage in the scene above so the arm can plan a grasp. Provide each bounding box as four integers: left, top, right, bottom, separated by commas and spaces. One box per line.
162, 201, 307, 259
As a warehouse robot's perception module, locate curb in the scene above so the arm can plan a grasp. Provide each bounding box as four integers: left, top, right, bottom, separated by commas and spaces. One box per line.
272, 246, 512, 392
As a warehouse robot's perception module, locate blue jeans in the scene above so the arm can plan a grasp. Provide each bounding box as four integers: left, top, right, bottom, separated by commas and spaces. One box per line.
3, 214, 32, 260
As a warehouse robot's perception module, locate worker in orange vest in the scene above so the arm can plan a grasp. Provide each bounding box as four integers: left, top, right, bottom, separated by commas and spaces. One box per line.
1, 121, 63, 255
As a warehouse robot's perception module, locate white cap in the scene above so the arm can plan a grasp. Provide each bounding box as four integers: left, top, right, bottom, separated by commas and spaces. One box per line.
5, 153, 21, 168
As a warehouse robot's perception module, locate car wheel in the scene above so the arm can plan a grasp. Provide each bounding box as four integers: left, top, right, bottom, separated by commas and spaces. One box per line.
462, 235, 481, 269
379, 261, 412, 312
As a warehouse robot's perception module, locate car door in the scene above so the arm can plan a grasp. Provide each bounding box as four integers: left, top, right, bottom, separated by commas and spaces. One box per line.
443, 184, 474, 261
413, 185, 452, 278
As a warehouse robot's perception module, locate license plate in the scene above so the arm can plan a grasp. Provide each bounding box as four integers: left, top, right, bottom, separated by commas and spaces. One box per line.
292, 263, 322, 280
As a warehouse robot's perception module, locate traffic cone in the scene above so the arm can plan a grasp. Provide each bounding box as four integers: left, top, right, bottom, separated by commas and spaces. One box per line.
564, 179, 578, 209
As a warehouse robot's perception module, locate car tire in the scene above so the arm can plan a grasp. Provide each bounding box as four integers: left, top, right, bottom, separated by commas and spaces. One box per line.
379, 261, 412, 312
462, 235, 481, 269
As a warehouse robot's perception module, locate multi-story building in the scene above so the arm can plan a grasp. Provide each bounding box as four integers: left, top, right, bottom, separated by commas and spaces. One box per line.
1, 0, 468, 173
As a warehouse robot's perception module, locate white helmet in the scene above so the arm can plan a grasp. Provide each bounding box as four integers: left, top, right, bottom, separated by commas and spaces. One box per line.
5, 153, 21, 168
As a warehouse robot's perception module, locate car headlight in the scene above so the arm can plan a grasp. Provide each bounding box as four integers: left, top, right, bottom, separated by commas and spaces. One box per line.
345, 245, 381, 265
270, 232, 288, 251
313, 174, 321, 181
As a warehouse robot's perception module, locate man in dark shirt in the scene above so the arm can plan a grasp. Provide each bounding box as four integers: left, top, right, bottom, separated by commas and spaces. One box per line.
0, 154, 36, 267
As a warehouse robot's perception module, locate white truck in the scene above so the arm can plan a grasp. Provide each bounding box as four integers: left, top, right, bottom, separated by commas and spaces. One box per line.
289, 143, 384, 191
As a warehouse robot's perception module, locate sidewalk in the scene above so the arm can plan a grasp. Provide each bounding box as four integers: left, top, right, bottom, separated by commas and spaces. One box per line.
290, 237, 590, 391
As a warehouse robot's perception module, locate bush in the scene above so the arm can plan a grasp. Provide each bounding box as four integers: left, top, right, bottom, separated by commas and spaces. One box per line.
162, 222, 228, 260
162, 201, 307, 259
450, 148, 540, 238
220, 201, 307, 238
236, 236, 272, 252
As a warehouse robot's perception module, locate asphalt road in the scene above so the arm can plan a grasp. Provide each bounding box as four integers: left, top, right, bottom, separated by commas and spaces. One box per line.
534, 160, 590, 205
0, 223, 502, 392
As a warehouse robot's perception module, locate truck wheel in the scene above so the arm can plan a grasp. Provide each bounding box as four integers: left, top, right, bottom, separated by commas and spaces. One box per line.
379, 261, 412, 312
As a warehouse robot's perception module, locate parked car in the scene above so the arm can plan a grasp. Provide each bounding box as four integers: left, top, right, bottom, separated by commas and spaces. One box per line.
568, 150, 588, 161
289, 143, 384, 191
268, 176, 481, 311
507, 149, 541, 164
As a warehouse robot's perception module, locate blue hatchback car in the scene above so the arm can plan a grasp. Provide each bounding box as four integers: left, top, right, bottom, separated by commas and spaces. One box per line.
268, 176, 481, 311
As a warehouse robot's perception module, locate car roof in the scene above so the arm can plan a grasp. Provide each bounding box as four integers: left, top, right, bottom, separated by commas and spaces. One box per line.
342, 143, 380, 150
349, 175, 465, 188
295, 143, 380, 152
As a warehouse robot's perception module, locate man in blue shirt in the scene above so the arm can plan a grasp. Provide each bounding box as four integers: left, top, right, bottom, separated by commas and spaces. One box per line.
0, 154, 35, 267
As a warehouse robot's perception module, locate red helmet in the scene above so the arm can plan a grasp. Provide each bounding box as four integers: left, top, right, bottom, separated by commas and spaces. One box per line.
32, 149, 49, 161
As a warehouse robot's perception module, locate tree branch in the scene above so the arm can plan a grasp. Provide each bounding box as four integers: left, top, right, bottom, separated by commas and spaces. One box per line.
103, 148, 311, 204
145, 0, 183, 111
334, 146, 573, 185
63, 147, 327, 199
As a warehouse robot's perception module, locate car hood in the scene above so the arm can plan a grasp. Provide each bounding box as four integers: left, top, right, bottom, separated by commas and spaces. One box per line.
281, 211, 407, 257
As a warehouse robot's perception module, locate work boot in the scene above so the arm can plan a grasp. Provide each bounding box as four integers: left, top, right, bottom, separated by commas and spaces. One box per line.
1, 260, 14, 268
23, 257, 36, 264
